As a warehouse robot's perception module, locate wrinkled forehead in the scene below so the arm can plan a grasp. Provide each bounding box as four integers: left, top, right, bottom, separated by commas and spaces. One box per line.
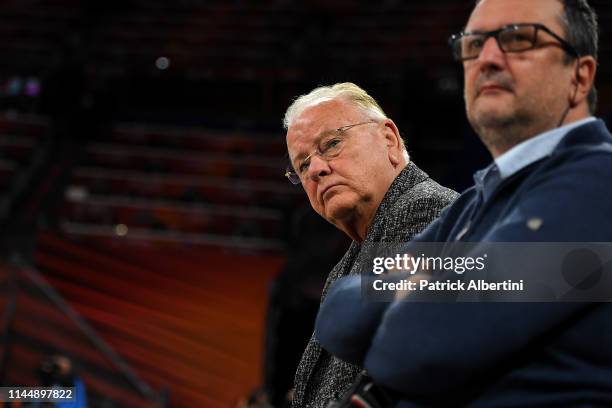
466, 0, 564, 32
286, 98, 364, 157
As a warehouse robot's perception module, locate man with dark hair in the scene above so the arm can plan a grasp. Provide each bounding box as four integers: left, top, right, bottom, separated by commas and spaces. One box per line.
314, 0, 612, 406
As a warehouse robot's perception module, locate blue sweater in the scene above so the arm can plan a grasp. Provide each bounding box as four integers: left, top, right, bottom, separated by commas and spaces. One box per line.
315, 120, 612, 407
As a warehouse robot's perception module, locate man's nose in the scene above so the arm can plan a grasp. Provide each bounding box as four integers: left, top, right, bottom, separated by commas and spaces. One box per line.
477, 37, 506, 69
307, 154, 331, 182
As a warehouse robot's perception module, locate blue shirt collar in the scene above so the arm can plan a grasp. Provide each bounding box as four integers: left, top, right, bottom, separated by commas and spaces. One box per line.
494, 117, 597, 179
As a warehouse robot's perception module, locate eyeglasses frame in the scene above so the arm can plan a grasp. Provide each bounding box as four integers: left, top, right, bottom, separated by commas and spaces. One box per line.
284, 120, 377, 185
448, 23, 580, 62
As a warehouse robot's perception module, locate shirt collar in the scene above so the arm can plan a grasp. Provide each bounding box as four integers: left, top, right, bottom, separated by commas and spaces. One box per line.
495, 117, 597, 179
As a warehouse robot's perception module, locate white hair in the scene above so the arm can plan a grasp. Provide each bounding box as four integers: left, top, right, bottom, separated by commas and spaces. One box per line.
283, 82, 409, 161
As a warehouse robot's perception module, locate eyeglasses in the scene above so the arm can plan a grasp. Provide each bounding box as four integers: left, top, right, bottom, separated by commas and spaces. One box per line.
285, 121, 376, 185
449, 23, 579, 62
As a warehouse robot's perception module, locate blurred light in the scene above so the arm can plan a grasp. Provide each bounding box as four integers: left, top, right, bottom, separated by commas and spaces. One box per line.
155, 57, 170, 70
438, 77, 460, 93
115, 224, 129, 236
24, 77, 40, 97
65, 185, 89, 202
7, 77, 22, 96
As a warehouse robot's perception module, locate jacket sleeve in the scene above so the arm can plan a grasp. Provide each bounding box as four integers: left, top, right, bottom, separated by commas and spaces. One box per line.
314, 275, 389, 365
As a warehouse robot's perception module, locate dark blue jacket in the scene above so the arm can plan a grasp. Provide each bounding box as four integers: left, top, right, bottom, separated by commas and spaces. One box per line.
315, 120, 612, 407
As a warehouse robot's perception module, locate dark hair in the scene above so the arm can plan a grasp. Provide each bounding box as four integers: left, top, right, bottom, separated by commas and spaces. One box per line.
558, 0, 599, 113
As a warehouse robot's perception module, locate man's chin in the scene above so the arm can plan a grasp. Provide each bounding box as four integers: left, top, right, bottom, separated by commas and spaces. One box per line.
471, 109, 516, 131
324, 197, 357, 225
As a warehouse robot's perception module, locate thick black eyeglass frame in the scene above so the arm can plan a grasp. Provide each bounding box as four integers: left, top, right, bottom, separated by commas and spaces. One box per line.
449, 23, 580, 61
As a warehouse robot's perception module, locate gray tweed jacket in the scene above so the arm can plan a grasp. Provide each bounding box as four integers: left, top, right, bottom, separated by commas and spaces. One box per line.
292, 161, 459, 408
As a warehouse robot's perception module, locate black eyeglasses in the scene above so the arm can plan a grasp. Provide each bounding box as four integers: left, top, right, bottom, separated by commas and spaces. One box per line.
449, 23, 579, 62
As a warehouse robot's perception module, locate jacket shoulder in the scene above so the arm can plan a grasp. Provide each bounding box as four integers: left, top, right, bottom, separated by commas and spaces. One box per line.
395, 177, 459, 213
381, 177, 459, 242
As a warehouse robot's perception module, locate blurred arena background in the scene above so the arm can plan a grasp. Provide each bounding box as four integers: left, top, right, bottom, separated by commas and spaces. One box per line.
0, 0, 610, 407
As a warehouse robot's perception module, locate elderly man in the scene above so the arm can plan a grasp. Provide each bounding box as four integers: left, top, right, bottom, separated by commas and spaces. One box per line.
283, 83, 458, 407
314, 0, 612, 406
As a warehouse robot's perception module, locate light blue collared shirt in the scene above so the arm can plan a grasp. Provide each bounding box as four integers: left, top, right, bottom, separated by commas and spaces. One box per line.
473, 117, 597, 201
495, 117, 597, 179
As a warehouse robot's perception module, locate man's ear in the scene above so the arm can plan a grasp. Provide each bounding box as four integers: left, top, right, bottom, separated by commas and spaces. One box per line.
382, 119, 404, 166
571, 55, 597, 108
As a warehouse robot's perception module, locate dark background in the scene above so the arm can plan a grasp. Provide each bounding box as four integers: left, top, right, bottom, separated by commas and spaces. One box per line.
0, 1, 610, 407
